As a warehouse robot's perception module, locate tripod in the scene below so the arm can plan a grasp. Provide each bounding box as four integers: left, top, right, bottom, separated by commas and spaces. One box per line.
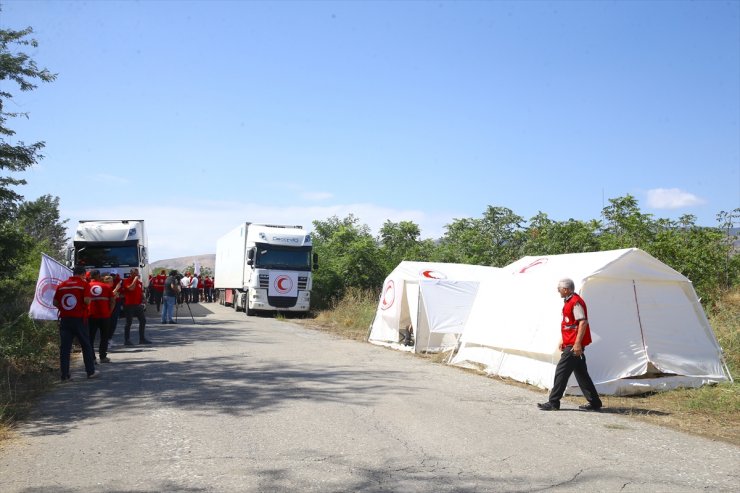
175, 297, 195, 324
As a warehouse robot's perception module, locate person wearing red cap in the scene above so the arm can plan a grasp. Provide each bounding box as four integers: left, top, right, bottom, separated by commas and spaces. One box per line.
53, 266, 98, 380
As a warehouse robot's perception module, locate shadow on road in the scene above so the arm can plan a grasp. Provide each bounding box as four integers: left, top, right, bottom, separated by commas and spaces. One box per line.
25, 305, 409, 438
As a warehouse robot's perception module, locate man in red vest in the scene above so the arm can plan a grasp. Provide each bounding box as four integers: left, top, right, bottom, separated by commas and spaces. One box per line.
152, 269, 167, 312
122, 268, 151, 345
53, 265, 98, 380
85, 270, 115, 363
538, 278, 603, 411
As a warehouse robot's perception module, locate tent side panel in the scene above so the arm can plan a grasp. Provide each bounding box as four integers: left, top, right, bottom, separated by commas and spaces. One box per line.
636, 281, 727, 379
581, 279, 650, 384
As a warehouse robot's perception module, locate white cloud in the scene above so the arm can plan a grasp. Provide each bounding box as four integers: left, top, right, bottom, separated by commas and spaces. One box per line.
62, 201, 458, 262
646, 188, 705, 209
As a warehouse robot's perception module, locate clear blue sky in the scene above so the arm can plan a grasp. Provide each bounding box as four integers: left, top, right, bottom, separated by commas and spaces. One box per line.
3, 0, 739, 262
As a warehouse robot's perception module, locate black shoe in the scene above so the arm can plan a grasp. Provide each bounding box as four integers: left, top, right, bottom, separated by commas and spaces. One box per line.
168, 320, 177, 324
139, 339, 152, 344
99, 356, 111, 363
124, 340, 134, 346
578, 403, 602, 411
537, 402, 559, 411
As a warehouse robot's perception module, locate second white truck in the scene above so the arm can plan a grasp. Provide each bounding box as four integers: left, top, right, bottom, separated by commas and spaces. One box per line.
214, 223, 317, 315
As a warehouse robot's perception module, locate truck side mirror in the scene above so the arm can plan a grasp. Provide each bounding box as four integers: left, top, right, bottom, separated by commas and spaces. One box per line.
140, 246, 148, 267
313, 253, 319, 271
65, 247, 74, 267
247, 248, 255, 266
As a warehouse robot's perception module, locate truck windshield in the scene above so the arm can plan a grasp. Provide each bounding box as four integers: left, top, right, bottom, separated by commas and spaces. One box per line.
76, 245, 139, 268
255, 244, 311, 271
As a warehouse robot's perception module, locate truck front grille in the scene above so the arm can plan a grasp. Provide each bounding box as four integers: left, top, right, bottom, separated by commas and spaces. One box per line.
259, 274, 308, 290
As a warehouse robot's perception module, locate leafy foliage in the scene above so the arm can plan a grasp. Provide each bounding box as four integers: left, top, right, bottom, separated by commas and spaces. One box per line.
0, 23, 57, 377
309, 197, 739, 310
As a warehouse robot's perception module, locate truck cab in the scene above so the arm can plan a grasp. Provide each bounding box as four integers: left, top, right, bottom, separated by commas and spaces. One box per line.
66, 219, 150, 285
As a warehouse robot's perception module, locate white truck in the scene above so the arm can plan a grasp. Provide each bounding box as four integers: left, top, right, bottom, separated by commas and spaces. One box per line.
66, 219, 150, 286
214, 223, 317, 315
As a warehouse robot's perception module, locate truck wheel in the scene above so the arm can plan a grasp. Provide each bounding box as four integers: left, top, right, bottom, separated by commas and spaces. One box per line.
233, 291, 240, 311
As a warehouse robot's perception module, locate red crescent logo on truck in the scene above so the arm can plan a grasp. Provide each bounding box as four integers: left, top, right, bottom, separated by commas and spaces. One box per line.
274, 275, 293, 294
380, 280, 395, 310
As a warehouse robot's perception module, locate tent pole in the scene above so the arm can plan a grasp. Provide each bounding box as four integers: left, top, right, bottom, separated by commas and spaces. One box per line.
632, 280, 650, 366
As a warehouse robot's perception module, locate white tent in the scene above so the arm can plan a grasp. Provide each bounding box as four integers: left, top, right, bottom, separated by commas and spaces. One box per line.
451, 248, 731, 395
368, 261, 499, 353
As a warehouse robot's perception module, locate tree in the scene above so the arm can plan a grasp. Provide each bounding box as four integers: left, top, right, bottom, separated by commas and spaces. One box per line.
16, 194, 68, 260
311, 215, 385, 308
378, 220, 433, 271
0, 25, 57, 220
599, 195, 656, 249
519, 212, 600, 256
437, 206, 525, 266
0, 23, 56, 321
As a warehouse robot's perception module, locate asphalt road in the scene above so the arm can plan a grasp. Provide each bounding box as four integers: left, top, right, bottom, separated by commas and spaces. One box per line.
0, 302, 738, 492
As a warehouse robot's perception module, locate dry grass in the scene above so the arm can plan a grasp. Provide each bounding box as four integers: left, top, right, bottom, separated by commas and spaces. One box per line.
300, 287, 740, 446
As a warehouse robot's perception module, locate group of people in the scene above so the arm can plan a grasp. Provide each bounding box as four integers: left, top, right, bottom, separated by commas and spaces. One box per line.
52, 266, 176, 381
147, 270, 216, 308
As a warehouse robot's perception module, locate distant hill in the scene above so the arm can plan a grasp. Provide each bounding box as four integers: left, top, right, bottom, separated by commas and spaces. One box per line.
150, 254, 215, 274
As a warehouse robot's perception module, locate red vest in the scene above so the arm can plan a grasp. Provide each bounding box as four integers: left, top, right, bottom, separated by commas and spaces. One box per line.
87, 280, 113, 318
54, 277, 88, 318
123, 277, 143, 305
152, 274, 166, 292
561, 293, 592, 347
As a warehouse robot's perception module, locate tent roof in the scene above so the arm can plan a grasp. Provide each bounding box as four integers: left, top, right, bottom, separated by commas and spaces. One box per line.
504, 248, 689, 286
388, 261, 500, 282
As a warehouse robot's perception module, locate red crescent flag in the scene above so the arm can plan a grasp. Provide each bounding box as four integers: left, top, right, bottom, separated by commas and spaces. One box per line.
29, 253, 72, 320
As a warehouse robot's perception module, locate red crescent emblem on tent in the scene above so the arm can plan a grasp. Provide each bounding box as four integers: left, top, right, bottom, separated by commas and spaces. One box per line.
518, 258, 548, 274
274, 275, 293, 294
380, 280, 395, 310
421, 270, 447, 280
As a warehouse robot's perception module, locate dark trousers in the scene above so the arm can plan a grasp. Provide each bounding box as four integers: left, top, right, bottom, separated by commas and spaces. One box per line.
548, 346, 602, 407
88, 317, 110, 359
153, 290, 163, 312
123, 304, 147, 342
109, 299, 123, 341
59, 317, 96, 379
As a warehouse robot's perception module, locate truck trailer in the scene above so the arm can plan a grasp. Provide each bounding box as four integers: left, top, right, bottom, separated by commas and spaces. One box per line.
66, 219, 150, 286
214, 223, 317, 315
